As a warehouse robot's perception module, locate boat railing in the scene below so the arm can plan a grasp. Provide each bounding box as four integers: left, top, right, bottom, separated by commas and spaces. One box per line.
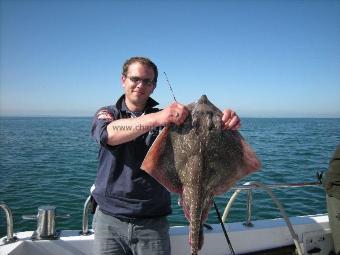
80, 195, 93, 235
222, 180, 322, 224
222, 179, 323, 255
0, 203, 18, 244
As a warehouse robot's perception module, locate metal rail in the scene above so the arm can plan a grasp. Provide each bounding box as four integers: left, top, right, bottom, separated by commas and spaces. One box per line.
230, 181, 321, 191
80, 195, 93, 235
221, 181, 323, 255
0, 203, 17, 244
222, 181, 322, 223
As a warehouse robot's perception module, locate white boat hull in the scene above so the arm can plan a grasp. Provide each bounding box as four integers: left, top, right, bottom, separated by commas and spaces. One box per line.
0, 214, 334, 255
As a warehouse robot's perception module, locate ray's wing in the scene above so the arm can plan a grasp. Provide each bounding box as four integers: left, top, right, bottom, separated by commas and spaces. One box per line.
141, 126, 183, 193
213, 132, 261, 195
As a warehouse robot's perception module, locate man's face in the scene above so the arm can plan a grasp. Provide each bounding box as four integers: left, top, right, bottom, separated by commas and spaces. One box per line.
122, 62, 156, 109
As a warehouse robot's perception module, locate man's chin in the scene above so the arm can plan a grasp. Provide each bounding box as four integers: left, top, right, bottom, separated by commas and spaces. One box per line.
130, 96, 148, 106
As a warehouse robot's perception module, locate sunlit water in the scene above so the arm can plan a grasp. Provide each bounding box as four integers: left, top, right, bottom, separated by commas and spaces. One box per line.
0, 117, 339, 236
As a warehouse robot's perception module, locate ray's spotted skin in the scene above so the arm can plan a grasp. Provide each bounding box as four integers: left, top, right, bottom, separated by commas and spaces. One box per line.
141, 95, 261, 255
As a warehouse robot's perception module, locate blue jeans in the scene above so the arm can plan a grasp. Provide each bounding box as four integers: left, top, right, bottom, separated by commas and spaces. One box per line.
93, 208, 171, 255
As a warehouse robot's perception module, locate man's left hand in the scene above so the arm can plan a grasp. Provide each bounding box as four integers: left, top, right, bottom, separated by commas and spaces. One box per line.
221, 109, 241, 130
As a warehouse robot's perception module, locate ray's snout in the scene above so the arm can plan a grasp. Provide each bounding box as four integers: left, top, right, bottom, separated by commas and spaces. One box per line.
198, 95, 209, 104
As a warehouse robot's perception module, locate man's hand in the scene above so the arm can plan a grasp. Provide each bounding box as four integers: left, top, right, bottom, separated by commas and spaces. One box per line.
155, 102, 189, 126
221, 109, 241, 130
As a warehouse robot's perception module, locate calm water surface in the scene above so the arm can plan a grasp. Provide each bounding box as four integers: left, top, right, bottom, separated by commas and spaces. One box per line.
0, 117, 339, 236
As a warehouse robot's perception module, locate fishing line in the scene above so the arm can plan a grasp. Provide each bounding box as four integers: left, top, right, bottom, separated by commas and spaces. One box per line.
213, 199, 236, 255
163, 72, 177, 102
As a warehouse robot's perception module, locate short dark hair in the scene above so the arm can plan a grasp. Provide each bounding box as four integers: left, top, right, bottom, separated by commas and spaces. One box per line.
122, 57, 158, 84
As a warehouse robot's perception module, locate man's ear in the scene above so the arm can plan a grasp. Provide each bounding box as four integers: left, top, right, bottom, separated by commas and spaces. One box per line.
121, 75, 126, 87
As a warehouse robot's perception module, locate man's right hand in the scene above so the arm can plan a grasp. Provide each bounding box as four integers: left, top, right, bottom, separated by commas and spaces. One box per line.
155, 102, 189, 126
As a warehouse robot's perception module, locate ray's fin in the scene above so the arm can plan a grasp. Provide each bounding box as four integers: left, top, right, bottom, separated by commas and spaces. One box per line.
141, 127, 182, 193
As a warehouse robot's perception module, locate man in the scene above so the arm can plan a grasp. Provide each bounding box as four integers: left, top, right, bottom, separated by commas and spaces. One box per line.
91, 56, 241, 255
323, 145, 340, 254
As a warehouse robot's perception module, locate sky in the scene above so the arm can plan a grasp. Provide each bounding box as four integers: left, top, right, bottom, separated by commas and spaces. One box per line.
1, 0, 339, 118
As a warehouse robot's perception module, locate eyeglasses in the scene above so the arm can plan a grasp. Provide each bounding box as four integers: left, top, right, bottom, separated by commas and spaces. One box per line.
125, 75, 155, 87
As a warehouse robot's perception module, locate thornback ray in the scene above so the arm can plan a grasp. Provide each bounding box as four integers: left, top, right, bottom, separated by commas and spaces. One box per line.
141, 95, 261, 255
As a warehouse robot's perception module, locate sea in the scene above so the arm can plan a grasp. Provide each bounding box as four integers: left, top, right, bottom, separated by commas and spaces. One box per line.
0, 117, 339, 237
